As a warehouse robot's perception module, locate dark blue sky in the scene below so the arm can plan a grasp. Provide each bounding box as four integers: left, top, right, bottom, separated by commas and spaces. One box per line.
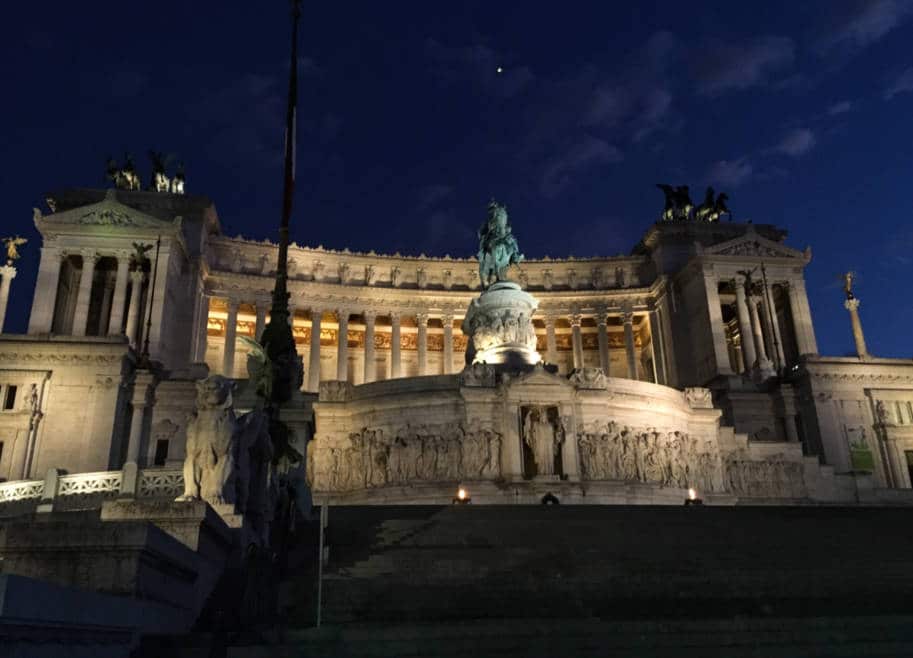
2, 1, 912, 357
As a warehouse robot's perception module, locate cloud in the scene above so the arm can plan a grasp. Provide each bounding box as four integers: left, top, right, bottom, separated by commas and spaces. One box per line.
541, 136, 623, 198
426, 39, 535, 99
706, 157, 753, 187
817, 0, 913, 52
885, 67, 913, 99
415, 184, 454, 212
773, 128, 816, 157
692, 36, 795, 95
827, 100, 854, 115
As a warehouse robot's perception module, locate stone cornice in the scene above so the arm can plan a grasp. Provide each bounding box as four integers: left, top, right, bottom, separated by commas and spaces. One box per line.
802, 357, 913, 385
0, 335, 130, 367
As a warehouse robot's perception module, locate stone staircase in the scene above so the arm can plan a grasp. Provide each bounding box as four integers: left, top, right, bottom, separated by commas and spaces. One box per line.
136, 504, 913, 656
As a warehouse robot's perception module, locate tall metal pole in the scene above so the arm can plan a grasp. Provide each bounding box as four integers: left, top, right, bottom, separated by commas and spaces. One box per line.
259, 0, 302, 406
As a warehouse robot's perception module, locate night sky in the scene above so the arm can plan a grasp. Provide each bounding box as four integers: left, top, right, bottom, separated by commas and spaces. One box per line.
2, 1, 912, 358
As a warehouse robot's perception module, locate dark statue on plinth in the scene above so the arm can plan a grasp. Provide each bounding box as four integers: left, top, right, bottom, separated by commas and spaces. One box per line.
657, 184, 730, 222
477, 200, 524, 289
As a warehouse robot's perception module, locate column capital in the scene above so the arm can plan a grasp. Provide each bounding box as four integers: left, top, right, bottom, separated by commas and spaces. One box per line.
622, 309, 634, 325
389, 310, 401, 321
114, 248, 133, 261
129, 269, 146, 283
0, 265, 17, 280
225, 298, 239, 312
543, 314, 556, 328
844, 298, 861, 312
569, 313, 582, 327
336, 308, 350, 321
440, 311, 454, 324
415, 312, 429, 326
79, 248, 100, 264
363, 309, 377, 321
596, 309, 610, 326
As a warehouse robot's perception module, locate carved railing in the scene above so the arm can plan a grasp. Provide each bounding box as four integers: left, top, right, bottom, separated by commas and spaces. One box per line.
0, 467, 184, 512
0, 479, 44, 503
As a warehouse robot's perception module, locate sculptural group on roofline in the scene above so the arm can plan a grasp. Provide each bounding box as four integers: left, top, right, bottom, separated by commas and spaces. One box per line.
106, 152, 185, 194
656, 184, 730, 222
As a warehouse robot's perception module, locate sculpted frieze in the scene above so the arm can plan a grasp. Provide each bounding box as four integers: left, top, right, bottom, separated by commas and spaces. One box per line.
307, 422, 503, 492
569, 367, 607, 390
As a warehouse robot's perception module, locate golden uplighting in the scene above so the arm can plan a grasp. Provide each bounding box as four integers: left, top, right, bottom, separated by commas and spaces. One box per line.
457, 487, 468, 501
688, 487, 697, 501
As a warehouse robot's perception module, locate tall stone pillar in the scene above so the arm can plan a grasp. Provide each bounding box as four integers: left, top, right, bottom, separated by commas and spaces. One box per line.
255, 301, 268, 339
124, 371, 156, 466
416, 313, 429, 375
748, 297, 773, 378
596, 311, 610, 375
222, 299, 238, 377
442, 313, 454, 374
788, 278, 818, 356
734, 276, 757, 370
390, 312, 402, 378
648, 309, 666, 385
107, 251, 131, 336
702, 268, 734, 375
97, 273, 116, 336
71, 250, 98, 336
194, 294, 210, 362
125, 270, 145, 347
845, 298, 868, 359
308, 309, 323, 392
363, 311, 376, 383
28, 247, 63, 334
545, 316, 558, 364
623, 309, 637, 380
336, 309, 349, 381
760, 293, 785, 370
570, 314, 583, 370
0, 265, 16, 334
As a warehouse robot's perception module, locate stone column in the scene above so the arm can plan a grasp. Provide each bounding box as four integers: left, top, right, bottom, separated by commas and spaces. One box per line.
194, 294, 210, 361
702, 268, 734, 375
28, 247, 63, 334
845, 298, 868, 359
390, 312, 402, 378
363, 310, 376, 383
107, 252, 131, 336
596, 311, 610, 376
760, 294, 785, 370
71, 250, 98, 336
544, 316, 558, 364
748, 296, 772, 372
308, 309, 323, 392
734, 276, 757, 370
125, 270, 145, 347
648, 309, 667, 385
623, 308, 637, 380
125, 372, 156, 465
788, 278, 818, 356
222, 299, 238, 377
336, 309, 349, 381
255, 301, 268, 339
570, 314, 583, 370
0, 266, 16, 334
97, 272, 116, 336
416, 313, 429, 375
442, 313, 454, 374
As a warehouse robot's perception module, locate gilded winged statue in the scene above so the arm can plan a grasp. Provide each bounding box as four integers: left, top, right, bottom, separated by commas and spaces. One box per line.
3, 236, 27, 265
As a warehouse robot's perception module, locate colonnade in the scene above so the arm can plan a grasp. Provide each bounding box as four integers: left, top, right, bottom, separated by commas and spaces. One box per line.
706, 270, 817, 378
205, 297, 666, 391
27, 247, 149, 347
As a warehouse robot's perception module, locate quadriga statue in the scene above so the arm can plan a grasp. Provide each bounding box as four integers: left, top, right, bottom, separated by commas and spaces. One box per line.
177, 375, 273, 515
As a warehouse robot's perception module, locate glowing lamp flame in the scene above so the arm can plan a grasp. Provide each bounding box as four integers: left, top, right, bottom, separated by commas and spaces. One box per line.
457, 487, 468, 501
688, 487, 697, 501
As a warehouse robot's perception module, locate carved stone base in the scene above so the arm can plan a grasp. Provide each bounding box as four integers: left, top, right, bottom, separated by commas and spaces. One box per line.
461, 281, 541, 367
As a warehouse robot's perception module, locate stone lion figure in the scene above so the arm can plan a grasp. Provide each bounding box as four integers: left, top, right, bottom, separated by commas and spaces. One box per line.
177, 375, 241, 505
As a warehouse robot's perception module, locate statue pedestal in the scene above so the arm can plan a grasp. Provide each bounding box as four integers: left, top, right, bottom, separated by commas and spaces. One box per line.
461, 282, 541, 368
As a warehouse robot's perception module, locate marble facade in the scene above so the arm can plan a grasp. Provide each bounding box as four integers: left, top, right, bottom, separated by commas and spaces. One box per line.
1, 185, 912, 505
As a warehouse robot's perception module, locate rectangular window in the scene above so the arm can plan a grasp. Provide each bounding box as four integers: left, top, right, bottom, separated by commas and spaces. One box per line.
153, 439, 169, 467
3, 385, 17, 410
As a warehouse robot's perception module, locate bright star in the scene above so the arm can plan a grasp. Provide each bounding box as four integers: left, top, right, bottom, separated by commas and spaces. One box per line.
496, 66, 503, 74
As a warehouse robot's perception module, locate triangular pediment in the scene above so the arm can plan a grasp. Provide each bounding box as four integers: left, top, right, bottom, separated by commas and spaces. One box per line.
35, 189, 175, 231
509, 365, 574, 389
703, 228, 808, 260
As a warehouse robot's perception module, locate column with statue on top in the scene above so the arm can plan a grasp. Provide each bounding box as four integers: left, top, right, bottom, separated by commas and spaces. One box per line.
0, 235, 27, 333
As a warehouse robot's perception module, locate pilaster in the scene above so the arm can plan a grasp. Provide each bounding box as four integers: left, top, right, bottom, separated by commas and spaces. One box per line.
107, 250, 131, 336
71, 250, 99, 336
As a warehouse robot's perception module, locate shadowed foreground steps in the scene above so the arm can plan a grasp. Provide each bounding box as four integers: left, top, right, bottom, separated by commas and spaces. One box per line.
137, 504, 913, 657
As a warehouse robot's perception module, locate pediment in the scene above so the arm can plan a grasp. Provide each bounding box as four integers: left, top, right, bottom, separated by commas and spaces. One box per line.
35, 189, 175, 231
508, 365, 574, 390
703, 229, 807, 260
